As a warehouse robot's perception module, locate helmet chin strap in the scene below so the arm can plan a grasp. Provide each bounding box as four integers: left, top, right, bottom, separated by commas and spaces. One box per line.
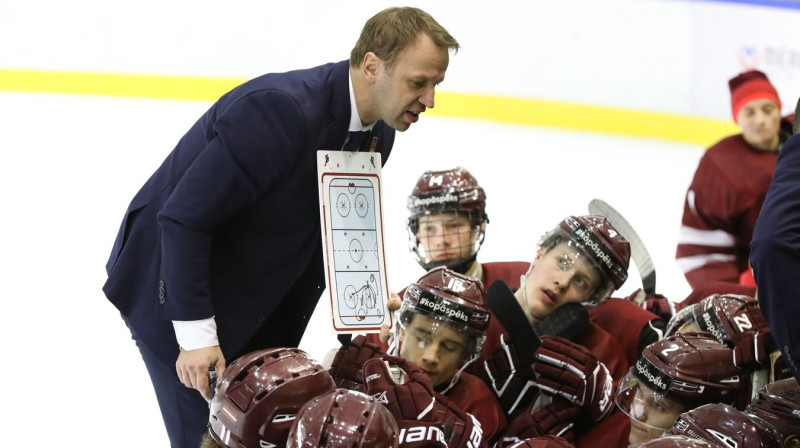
439, 352, 479, 395
419, 253, 478, 275
519, 262, 542, 326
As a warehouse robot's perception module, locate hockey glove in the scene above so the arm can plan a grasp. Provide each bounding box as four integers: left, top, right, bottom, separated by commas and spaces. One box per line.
499, 399, 581, 446
483, 333, 539, 417
327, 334, 386, 391
363, 357, 487, 448
625, 288, 674, 322
533, 336, 613, 422
732, 328, 774, 371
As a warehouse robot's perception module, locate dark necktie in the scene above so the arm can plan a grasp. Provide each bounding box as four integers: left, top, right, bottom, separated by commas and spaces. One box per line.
343, 131, 369, 151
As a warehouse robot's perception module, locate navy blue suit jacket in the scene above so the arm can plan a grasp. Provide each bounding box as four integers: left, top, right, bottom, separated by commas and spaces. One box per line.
103, 60, 395, 363
750, 133, 800, 383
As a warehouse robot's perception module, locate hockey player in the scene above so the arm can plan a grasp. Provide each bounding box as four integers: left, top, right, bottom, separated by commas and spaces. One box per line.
676, 69, 794, 291
405, 166, 529, 288
287, 388, 400, 448
203, 347, 336, 448
666, 403, 783, 448
328, 334, 490, 448
665, 293, 790, 382
481, 216, 638, 444
745, 377, 800, 448
399, 170, 661, 367
610, 333, 751, 447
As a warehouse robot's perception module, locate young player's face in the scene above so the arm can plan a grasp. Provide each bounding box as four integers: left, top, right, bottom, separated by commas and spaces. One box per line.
627, 383, 684, 445
738, 98, 781, 151
521, 243, 603, 323
416, 213, 474, 263
399, 313, 469, 388
370, 33, 449, 132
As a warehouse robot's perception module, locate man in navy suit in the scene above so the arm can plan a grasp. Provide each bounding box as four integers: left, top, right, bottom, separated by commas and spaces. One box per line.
750, 97, 800, 385
102, 7, 459, 447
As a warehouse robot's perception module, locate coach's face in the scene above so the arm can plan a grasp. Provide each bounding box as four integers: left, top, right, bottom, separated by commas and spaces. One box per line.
369, 33, 449, 131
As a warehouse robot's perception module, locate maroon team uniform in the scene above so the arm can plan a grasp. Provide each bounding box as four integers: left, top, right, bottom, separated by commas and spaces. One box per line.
676, 116, 793, 290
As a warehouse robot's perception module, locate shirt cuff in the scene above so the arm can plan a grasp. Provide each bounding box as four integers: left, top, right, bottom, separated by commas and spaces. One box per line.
172, 317, 219, 350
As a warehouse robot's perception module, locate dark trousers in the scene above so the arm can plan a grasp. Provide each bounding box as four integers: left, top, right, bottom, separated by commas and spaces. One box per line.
125, 317, 209, 448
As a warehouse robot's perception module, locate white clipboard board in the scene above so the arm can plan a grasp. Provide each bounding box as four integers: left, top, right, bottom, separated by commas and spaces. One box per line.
317, 150, 391, 333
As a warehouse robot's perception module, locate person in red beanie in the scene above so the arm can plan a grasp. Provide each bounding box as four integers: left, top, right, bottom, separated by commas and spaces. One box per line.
676, 69, 794, 294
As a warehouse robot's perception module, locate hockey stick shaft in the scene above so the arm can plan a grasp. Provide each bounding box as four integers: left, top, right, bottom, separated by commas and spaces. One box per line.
588, 199, 656, 296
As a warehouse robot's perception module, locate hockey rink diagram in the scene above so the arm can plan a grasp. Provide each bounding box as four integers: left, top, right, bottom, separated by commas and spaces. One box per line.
327, 176, 386, 327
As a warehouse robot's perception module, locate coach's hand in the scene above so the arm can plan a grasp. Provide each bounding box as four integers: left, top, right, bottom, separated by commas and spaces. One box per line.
176, 345, 226, 400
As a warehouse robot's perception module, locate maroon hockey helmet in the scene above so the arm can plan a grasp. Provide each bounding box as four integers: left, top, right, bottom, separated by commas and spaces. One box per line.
394, 267, 490, 387
536, 215, 631, 303
665, 294, 768, 345
406, 167, 488, 273
667, 403, 783, 448
630, 435, 713, 448
746, 377, 800, 445
287, 389, 399, 448
508, 435, 576, 448
208, 348, 336, 448
620, 333, 749, 412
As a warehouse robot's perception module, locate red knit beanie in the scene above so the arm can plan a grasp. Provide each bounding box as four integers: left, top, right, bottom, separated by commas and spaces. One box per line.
729, 69, 781, 123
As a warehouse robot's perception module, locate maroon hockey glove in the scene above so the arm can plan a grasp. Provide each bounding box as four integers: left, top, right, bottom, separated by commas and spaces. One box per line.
625, 288, 674, 322
499, 400, 580, 446
397, 421, 449, 448
327, 334, 387, 391
483, 333, 539, 417
363, 357, 487, 448
533, 336, 613, 422
733, 328, 774, 371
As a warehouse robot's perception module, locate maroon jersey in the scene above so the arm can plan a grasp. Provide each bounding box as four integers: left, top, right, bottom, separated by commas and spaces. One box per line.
587, 297, 661, 368
676, 116, 793, 289
575, 409, 629, 448
447, 371, 509, 446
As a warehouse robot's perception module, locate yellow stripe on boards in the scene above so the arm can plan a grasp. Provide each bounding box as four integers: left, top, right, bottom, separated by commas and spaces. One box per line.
432, 91, 739, 147
0, 69, 738, 146
0, 69, 244, 101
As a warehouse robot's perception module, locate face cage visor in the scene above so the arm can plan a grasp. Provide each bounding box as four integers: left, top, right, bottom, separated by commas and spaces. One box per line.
536, 230, 618, 304
615, 369, 676, 435
407, 209, 486, 272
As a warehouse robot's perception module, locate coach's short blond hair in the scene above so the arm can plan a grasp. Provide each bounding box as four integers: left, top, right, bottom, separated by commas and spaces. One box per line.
350, 7, 459, 71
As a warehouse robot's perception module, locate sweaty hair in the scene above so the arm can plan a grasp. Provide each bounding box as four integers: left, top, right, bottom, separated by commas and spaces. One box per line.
350, 7, 459, 71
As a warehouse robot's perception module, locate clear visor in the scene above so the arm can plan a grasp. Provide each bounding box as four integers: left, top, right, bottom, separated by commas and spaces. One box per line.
393, 304, 486, 359
538, 234, 617, 304
664, 304, 700, 338
615, 369, 675, 434
408, 210, 485, 271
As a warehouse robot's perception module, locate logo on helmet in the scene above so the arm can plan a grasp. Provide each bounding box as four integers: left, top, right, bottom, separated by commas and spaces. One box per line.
418, 294, 471, 324
635, 358, 672, 395
698, 311, 731, 345
412, 193, 459, 208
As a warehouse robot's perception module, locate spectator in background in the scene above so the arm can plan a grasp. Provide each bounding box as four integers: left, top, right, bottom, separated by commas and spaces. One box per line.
676, 69, 793, 294
749, 97, 800, 384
